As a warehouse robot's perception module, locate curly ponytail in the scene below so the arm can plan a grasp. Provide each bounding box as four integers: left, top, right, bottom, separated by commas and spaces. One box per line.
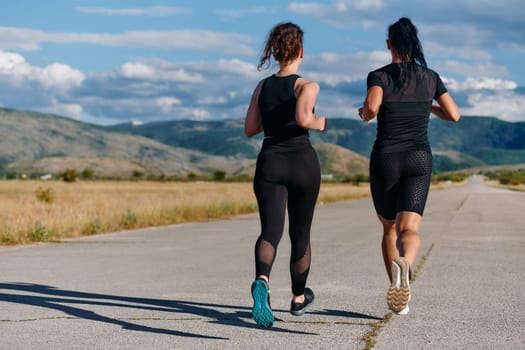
388, 17, 427, 91
258, 22, 303, 71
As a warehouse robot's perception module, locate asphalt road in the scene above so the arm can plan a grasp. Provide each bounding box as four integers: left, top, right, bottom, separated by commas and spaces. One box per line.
0, 175, 523, 349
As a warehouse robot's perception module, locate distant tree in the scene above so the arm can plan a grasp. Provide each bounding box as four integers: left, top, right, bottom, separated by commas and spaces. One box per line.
81, 168, 95, 179
213, 170, 226, 181
132, 170, 144, 179
60, 168, 78, 182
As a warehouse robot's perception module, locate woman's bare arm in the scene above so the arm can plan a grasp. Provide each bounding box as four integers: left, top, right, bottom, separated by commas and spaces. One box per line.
359, 86, 383, 122
295, 80, 326, 131
244, 81, 264, 137
432, 92, 460, 122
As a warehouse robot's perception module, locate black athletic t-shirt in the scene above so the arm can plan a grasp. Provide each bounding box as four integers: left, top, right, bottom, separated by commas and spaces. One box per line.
258, 74, 309, 140
367, 63, 447, 153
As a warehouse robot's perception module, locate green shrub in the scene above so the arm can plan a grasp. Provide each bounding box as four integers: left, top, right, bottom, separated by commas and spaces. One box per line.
432, 172, 470, 182
213, 171, 226, 181
484, 169, 525, 185
26, 221, 54, 242
81, 168, 95, 179
35, 187, 55, 203
132, 170, 144, 179
61, 168, 78, 182
121, 209, 137, 228
83, 216, 103, 235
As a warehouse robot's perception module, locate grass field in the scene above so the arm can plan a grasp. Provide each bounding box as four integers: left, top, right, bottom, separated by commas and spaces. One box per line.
0, 180, 372, 245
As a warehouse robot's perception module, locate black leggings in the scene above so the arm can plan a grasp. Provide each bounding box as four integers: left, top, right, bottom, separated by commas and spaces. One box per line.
369, 149, 432, 220
253, 137, 320, 296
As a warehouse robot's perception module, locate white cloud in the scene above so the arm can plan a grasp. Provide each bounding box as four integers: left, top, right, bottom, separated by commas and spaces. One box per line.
437, 61, 510, 80
0, 27, 256, 56
354, 0, 384, 10
215, 59, 260, 79
288, 2, 327, 15
76, 6, 190, 16
0, 51, 34, 86
65, 57, 265, 122
317, 96, 363, 119
444, 77, 518, 92
302, 51, 390, 85
288, 0, 384, 16
198, 96, 229, 105
215, 6, 274, 18
424, 42, 492, 61
289, 1, 525, 51
1, 47, 524, 125
119, 62, 204, 83
461, 91, 525, 122
288, 1, 374, 28
155, 97, 182, 113
180, 108, 210, 120
0, 51, 84, 91
40, 63, 85, 91
39, 100, 84, 120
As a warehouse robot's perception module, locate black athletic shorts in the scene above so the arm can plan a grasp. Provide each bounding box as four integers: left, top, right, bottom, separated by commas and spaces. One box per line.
369, 149, 432, 220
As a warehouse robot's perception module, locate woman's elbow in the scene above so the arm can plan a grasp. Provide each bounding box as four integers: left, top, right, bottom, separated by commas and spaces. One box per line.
367, 107, 379, 118
447, 108, 460, 122
363, 102, 379, 118
245, 128, 257, 138
296, 118, 310, 129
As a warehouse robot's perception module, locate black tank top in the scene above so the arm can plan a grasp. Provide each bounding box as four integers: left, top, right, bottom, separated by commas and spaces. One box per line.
258, 74, 309, 141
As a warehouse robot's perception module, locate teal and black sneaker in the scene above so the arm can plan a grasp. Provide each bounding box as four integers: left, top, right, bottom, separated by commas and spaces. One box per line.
290, 288, 315, 316
251, 279, 274, 328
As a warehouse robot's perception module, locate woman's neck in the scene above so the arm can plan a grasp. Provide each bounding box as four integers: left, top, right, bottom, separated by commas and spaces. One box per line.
391, 51, 402, 63
275, 58, 301, 76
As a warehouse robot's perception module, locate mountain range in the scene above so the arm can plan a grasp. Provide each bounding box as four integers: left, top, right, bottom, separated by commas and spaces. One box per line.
1, 107, 524, 178
112, 115, 525, 173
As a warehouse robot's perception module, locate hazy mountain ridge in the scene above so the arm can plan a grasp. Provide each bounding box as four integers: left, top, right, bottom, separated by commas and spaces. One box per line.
1, 107, 524, 178
113, 116, 525, 172
0, 108, 253, 177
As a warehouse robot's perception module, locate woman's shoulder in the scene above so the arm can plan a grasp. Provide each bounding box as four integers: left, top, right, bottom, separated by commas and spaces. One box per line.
371, 63, 396, 73
419, 67, 442, 83
294, 77, 319, 94
426, 67, 441, 78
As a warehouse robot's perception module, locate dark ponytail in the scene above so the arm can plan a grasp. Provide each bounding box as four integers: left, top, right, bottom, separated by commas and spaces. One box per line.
388, 17, 427, 90
258, 22, 303, 71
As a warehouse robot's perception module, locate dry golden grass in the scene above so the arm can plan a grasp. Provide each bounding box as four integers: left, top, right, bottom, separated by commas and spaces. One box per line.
485, 180, 525, 192
0, 180, 371, 245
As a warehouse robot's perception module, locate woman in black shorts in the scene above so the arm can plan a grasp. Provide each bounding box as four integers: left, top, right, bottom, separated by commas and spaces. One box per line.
244, 22, 327, 328
359, 17, 460, 315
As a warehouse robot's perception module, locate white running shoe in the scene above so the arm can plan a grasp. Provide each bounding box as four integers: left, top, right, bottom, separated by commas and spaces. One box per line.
395, 305, 410, 315
386, 257, 411, 313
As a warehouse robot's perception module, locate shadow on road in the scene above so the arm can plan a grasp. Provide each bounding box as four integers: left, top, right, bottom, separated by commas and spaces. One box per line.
0, 282, 324, 337
311, 309, 382, 320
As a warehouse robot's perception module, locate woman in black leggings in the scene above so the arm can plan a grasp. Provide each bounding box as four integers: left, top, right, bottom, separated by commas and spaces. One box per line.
244, 22, 327, 328
359, 18, 460, 315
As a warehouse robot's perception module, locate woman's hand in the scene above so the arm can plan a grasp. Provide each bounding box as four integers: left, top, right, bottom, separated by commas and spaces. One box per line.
360, 86, 383, 122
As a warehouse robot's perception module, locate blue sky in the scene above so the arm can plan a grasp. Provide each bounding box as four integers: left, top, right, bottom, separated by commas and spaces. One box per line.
0, 0, 524, 124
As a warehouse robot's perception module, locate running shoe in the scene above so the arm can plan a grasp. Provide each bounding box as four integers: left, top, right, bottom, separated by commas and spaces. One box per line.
396, 305, 410, 315
290, 288, 315, 316
251, 279, 274, 328
386, 257, 411, 314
